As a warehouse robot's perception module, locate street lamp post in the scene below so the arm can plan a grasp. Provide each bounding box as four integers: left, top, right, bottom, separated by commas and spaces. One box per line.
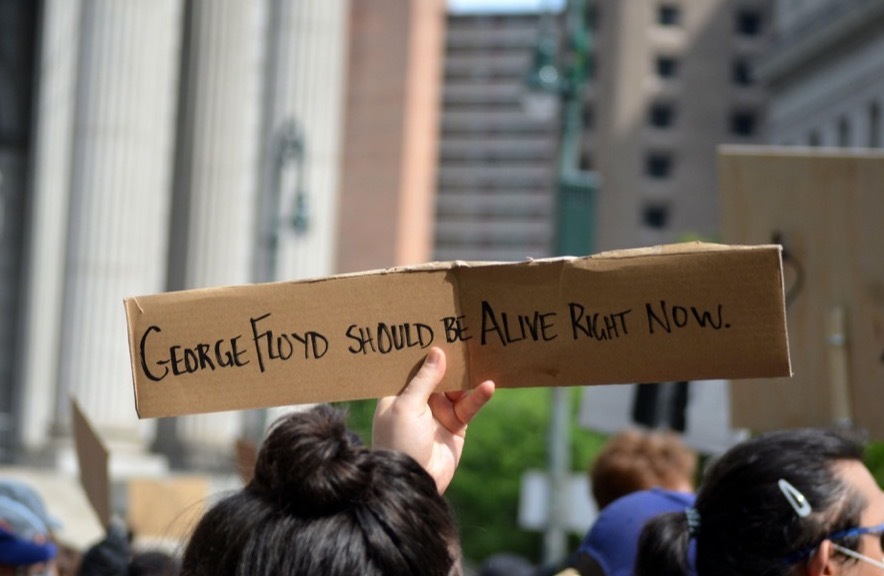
243, 118, 310, 446
525, 0, 597, 564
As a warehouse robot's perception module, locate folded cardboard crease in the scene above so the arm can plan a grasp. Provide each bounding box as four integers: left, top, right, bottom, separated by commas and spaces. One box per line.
124, 242, 791, 418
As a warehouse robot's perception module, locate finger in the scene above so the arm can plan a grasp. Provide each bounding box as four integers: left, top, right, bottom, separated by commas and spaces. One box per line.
430, 381, 496, 436
428, 391, 466, 436
452, 380, 495, 427
397, 347, 446, 408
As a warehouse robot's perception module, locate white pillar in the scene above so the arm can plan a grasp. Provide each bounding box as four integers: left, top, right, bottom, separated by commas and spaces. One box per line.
57, 0, 183, 443
19, 0, 82, 451
172, 0, 267, 454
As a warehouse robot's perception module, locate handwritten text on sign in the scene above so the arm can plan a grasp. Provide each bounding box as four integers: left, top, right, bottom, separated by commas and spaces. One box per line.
138, 299, 730, 381
125, 243, 791, 418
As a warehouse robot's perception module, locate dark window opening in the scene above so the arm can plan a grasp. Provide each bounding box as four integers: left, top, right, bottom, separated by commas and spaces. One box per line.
870, 102, 881, 148
645, 153, 673, 178
733, 59, 753, 85
649, 102, 675, 128
586, 4, 600, 30
656, 56, 678, 78
658, 5, 681, 26
838, 116, 851, 147
730, 111, 756, 136
642, 203, 670, 229
736, 10, 762, 36
582, 107, 595, 130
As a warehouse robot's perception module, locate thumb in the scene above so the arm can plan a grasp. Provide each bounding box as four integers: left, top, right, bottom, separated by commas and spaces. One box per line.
397, 347, 446, 407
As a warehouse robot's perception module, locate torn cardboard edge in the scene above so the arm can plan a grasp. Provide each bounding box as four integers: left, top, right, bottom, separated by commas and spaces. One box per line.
125, 242, 791, 419
71, 398, 111, 528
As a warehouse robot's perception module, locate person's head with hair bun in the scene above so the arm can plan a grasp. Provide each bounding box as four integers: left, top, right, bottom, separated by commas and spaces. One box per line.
180, 404, 462, 576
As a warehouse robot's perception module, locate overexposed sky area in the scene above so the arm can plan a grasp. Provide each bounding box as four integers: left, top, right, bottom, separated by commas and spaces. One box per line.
448, 0, 565, 14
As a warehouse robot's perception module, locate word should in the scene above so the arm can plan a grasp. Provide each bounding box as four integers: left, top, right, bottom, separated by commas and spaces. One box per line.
346, 322, 434, 355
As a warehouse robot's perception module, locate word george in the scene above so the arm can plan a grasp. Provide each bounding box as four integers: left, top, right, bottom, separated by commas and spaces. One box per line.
568, 303, 632, 340
480, 300, 557, 346
139, 325, 250, 382
346, 322, 434, 355
645, 301, 728, 334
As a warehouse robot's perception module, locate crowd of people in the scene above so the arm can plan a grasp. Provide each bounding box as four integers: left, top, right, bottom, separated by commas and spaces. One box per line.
4, 346, 882, 576
0, 480, 180, 576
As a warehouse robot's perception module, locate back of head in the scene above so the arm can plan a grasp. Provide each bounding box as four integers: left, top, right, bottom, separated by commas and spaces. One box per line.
590, 428, 697, 510
635, 428, 865, 576
181, 404, 460, 576
129, 550, 180, 576
580, 488, 695, 576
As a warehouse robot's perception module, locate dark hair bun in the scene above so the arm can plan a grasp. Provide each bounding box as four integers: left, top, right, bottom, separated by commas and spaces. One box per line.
250, 404, 369, 516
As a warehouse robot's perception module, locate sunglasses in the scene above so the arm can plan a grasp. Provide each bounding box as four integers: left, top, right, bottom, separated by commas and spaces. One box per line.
780, 478, 884, 569
827, 523, 884, 552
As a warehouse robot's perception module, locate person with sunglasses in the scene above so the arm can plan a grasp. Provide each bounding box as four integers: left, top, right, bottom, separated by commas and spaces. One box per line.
635, 428, 884, 575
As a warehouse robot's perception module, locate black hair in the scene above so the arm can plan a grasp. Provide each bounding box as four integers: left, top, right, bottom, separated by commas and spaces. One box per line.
180, 404, 461, 576
129, 550, 180, 576
635, 428, 867, 576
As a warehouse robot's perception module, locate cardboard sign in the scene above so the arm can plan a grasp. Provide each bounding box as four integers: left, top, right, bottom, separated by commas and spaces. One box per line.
124, 242, 791, 418
127, 476, 209, 541
720, 148, 884, 437
71, 398, 111, 527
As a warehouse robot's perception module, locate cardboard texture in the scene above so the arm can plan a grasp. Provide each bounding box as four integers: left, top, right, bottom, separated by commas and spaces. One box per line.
71, 399, 111, 527
720, 147, 884, 437
125, 242, 791, 418
127, 476, 209, 541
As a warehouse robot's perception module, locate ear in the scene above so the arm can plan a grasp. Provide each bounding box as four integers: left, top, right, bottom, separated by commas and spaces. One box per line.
807, 541, 842, 576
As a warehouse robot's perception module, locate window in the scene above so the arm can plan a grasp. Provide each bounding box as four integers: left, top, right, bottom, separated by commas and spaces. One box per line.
736, 10, 762, 36
646, 153, 673, 178
838, 116, 851, 147
808, 130, 821, 147
649, 102, 675, 128
870, 102, 881, 148
733, 59, 753, 86
579, 153, 594, 171
586, 4, 600, 30
730, 111, 756, 136
658, 4, 681, 26
643, 203, 670, 229
582, 107, 595, 130
656, 56, 678, 78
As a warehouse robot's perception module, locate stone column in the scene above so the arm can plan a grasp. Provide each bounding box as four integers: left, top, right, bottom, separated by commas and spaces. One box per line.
167, 0, 267, 467
55, 0, 183, 452
15, 0, 79, 453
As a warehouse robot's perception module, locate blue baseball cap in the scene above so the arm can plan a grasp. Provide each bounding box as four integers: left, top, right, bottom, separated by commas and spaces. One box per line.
578, 487, 695, 576
0, 526, 56, 566
0, 479, 62, 533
